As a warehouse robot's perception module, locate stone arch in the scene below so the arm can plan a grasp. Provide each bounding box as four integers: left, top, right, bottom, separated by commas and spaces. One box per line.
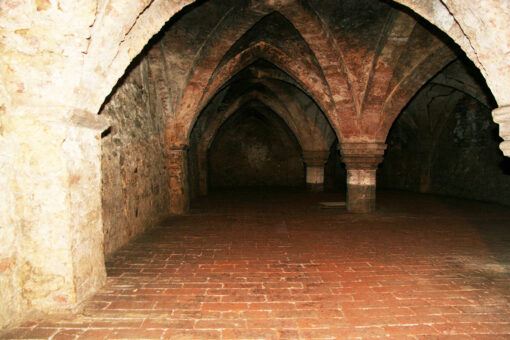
81, 1, 509, 156
165, 0, 355, 146
275, 1, 359, 137
206, 103, 305, 189
167, 41, 340, 146
85, 0, 507, 109
377, 45, 456, 141
198, 99, 303, 195
191, 80, 333, 195
2, 0, 510, 328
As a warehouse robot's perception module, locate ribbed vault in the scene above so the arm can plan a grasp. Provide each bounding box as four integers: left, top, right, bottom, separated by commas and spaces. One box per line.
207, 105, 305, 189
146, 0, 457, 149
139, 0, 464, 213
189, 60, 336, 197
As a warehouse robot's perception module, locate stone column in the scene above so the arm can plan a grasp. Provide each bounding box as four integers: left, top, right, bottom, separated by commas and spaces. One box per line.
0, 109, 108, 326
302, 150, 330, 192
168, 145, 190, 215
340, 142, 387, 213
493, 106, 510, 156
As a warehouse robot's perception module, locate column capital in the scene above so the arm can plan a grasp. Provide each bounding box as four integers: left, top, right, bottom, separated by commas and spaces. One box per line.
302, 150, 330, 166
493, 105, 510, 156
340, 142, 387, 169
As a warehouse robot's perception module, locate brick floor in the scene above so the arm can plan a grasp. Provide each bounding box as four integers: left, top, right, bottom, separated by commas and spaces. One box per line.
2, 189, 510, 339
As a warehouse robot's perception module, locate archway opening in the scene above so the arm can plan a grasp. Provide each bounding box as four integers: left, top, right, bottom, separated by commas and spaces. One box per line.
187, 58, 337, 200
208, 107, 305, 190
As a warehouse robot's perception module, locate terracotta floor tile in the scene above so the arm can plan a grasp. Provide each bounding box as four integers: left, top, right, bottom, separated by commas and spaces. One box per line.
2, 190, 510, 339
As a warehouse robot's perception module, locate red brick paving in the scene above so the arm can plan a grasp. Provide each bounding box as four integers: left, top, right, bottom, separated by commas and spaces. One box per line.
2, 189, 510, 339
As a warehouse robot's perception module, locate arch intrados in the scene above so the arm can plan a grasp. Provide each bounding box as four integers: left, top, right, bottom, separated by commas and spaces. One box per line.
257, 79, 334, 135
201, 90, 325, 152
219, 75, 327, 127
193, 74, 334, 153
92, 0, 499, 120
377, 44, 456, 141
222, 60, 303, 93
183, 42, 339, 143
191, 1, 343, 106
202, 95, 297, 152
208, 102, 304, 156
216, 77, 304, 107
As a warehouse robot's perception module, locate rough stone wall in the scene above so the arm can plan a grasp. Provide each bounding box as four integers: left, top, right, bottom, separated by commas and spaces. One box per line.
380, 61, 510, 205
100, 57, 169, 258
209, 113, 304, 189
0, 139, 22, 328
0, 113, 108, 330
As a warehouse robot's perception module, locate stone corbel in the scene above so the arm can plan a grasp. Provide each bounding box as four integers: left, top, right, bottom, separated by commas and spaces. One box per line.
68, 110, 110, 133
492, 106, 510, 156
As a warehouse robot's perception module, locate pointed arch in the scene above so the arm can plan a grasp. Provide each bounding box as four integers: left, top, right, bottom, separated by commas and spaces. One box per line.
83, 0, 507, 116
167, 41, 340, 146
79, 0, 509, 153
276, 1, 359, 135
377, 45, 456, 141
201, 89, 330, 154
166, 0, 371, 147
359, 10, 418, 131
193, 85, 330, 196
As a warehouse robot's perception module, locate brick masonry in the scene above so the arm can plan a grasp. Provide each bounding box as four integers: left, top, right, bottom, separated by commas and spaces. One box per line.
2, 190, 510, 339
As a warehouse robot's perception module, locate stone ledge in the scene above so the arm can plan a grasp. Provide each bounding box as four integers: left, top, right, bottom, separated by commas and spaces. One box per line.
2, 107, 110, 134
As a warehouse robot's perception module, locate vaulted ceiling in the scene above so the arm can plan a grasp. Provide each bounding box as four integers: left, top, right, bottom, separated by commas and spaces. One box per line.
146, 0, 458, 148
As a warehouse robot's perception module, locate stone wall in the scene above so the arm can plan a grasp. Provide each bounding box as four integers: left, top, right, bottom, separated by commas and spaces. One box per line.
0, 136, 22, 328
379, 61, 510, 205
100, 57, 170, 258
208, 112, 304, 189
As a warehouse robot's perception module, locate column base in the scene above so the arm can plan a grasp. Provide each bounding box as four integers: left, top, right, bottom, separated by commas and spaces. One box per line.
303, 150, 329, 193
347, 184, 376, 213
341, 143, 386, 213
347, 168, 377, 213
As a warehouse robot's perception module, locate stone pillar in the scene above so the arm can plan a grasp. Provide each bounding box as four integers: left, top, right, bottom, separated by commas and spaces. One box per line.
493, 106, 510, 157
168, 145, 190, 215
340, 142, 387, 213
0, 109, 108, 327
302, 150, 330, 192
